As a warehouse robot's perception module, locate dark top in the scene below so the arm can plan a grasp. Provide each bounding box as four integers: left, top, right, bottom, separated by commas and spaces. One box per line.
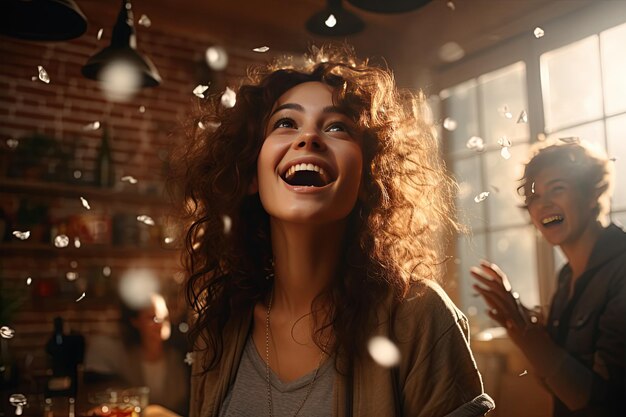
547, 223, 626, 416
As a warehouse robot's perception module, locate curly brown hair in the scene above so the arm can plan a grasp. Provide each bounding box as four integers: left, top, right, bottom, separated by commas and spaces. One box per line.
519, 139, 614, 222
170, 45, 457, 371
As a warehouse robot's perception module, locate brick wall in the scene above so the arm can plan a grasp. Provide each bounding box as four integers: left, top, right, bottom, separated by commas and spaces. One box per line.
0, 15, 276, 379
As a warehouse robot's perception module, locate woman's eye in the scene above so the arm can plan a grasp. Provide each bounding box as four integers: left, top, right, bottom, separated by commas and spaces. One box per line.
326, 122, 348, 133
273, 118, 295, 129
552, 186, 565, 193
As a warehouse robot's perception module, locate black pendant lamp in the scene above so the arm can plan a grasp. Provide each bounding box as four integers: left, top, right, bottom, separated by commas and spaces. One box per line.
347, 0, 434, 13
0, 0, 87, 41
82, 0, 161, 88
306, 0, 364, 37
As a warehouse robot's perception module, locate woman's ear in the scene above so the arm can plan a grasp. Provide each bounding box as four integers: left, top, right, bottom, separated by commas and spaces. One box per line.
248, 175, 259, 194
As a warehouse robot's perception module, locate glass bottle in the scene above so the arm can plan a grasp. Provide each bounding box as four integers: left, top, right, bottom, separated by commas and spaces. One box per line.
95, 123, 116, 188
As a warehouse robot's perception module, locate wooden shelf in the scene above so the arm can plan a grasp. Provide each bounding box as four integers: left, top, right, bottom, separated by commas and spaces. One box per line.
0, 177, 170, 206
0, 242, 178, 258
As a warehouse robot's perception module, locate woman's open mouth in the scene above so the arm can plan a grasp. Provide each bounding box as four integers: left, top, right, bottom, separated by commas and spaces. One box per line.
281, 162, 335, 188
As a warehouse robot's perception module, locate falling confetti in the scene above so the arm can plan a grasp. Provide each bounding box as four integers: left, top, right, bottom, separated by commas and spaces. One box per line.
501, 147, 511, 160
446, 1, 456, 11
442, 117, 458, 131
517, 110, 528, 124
54, 234, 70, 248
197, 121, 205, 130
531, 181, 536, 194
193, 84, 209, 98
164, 237, 174, 244
367, 336, 400, 367
253, 46, 270, 53
178, 322, 189, 333
66, 271, 78, 281
559, 136, 580, 144
490, 184, 500, 193
325, 14, 337, 28
222, 215, 232, 235
70, 260, 78, 268
74, 237, 81, 248
221, 87, 236, 108
466, 136, 485, 152
9, 394, 27, 416
103, 266, 112, 277
137, 215, 155, 226
76, 292, 86, 302
501, 105, 513, 119
6, 138, 19, 148
121, 175, 138, 184
12, 230, 30, 240
497, 137, 512, 147
139, 105, 146, 113
474, 191, 490, 203
609, 157, 617, 162
519, 370, 528, 377
26, 277, 32, 285
97, 28, 104, 40
80, 197, 91, 210
37, 65, 50, 83
138, 14, 152, 27
533, 27, 545, 39
184, 352, 194, 366
83, 121, 101, 131
1, 326, 16, 339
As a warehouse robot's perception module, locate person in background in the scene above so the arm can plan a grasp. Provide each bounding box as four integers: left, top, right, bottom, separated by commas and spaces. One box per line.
471, 140, 625, 416
174, 45, 494, 416
84, 293, 189, 415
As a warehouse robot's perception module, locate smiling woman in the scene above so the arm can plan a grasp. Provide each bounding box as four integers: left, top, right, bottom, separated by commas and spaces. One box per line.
171, 45, 494, 417
471, 140, 625, 417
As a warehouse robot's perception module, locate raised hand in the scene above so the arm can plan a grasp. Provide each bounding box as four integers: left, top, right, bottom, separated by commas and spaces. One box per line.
470, 260, 534, 342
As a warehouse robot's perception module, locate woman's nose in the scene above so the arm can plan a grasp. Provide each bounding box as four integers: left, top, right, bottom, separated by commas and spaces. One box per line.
293, 130, 327, 152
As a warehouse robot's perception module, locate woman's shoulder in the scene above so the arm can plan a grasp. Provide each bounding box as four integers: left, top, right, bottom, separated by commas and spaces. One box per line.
396, 279, 465, 322
389, 279, 468, 344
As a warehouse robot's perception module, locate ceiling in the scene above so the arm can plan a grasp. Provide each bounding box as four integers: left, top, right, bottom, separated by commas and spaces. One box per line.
80, 0, 598, 86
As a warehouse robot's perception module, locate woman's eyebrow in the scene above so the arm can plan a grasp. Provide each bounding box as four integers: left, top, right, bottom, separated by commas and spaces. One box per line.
545, 178, 567, 186
269, 103, 303, 118
322, 105, 347, 116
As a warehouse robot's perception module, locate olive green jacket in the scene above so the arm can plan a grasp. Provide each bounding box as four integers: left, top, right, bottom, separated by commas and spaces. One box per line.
189, 280, 494, 416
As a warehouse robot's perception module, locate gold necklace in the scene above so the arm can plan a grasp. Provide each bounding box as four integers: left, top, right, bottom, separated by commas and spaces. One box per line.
265, 290, 325, 417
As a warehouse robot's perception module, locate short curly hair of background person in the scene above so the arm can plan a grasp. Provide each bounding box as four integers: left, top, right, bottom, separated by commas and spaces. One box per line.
518, 138, 614, 223
168, 44, 459, 372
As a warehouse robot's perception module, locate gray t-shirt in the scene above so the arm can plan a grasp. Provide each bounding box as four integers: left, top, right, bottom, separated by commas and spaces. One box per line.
218, 335, 334, 417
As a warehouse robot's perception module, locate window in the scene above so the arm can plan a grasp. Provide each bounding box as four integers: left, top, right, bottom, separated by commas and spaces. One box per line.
542, 22, 626, 221
444, 62, 539, 330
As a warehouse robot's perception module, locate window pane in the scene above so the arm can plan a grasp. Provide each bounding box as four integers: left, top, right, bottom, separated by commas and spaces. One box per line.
541, 36, 603, 132
606, 114, 626, 210
453, 155, 487, 232
547, 120, 605, 150
478, 62, 529, 143
489, 226, 540, 308
444, 80, 479, 156
601, 23, 626, 116
484, 144, 530, 228
456, 232, 490, 330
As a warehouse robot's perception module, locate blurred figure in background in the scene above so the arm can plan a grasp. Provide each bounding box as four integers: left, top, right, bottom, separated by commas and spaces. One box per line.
84, 292, 189, 415
471, 140, 625, 416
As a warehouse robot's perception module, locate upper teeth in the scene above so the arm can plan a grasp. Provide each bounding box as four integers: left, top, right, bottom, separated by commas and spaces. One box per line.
542, 215, 563, 225
285, 163, 325, 179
